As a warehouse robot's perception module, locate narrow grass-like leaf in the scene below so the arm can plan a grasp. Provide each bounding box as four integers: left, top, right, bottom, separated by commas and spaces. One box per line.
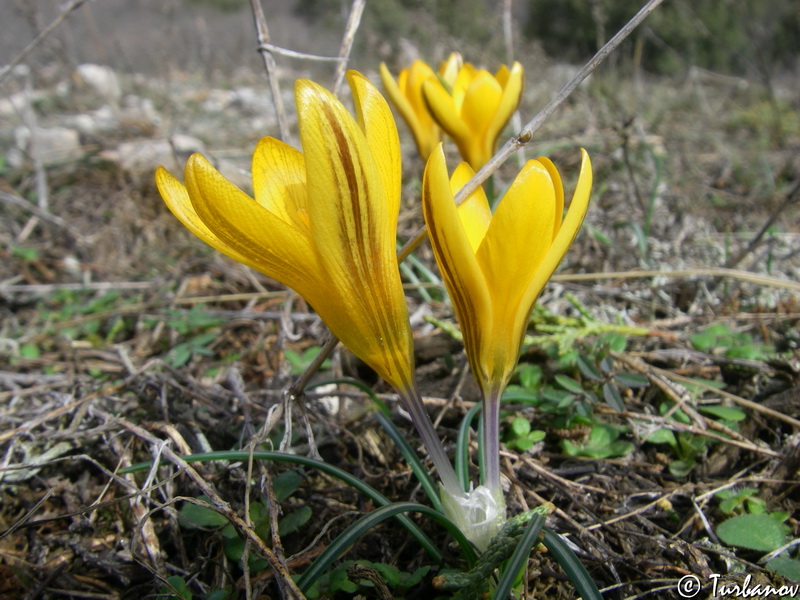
374, 410, 443, 513
403, 247, 443, 288
399, 258, 434, 302
297, 501, 479, 593
456, 402, 482, 493
307, 378, 443, 512
492, 512, 546, 600
542, 529, 602, 600
120, 451, 442, 562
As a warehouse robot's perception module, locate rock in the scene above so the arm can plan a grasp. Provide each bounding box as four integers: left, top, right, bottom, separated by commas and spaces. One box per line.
99, 134, 205, 174
64, 105, 118, 135
0, 90, 46, 119
201, 89, 236, 112
231, 86, 273, 116
63, 96, 160, 136
10, 125, 83, 167
74, 64, 122, 104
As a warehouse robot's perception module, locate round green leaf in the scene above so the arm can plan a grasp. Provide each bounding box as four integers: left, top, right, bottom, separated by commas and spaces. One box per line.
716, 513, 788, 552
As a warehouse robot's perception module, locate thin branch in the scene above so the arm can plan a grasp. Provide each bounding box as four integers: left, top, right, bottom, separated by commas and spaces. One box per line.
503, 0, 525, 166
0, 0, 89, 84
331, 0, 366, 96
723, 177, 800, 270
249, 0, 292, 143
256, 43, 341, 62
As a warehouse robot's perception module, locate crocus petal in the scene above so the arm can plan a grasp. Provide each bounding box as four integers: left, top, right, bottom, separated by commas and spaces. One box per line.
523, 149, 593, 308
405, 61, 438, 127
451, 63, 478, 110
484, 61, 523, 163
156, 164, 261, 270
251, 136, 309, 232
422, 145, 492, 391
380, 61, 438, 159
460, 71, 502, 136
459, 71, 503, 166
422, 78, 471, 145
295, 77, 414, 391
349, 70, 402, 229
448, 162, 490, 254
183, 154, 319, 292
537, 156, 564, 237
475, 160, 557, 385
438, 52, 463, 87
380, 62, 417, 133
476, 159, 556, 302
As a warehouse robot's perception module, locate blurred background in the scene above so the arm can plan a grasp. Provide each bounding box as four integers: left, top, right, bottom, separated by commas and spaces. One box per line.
2, 0, 798, 80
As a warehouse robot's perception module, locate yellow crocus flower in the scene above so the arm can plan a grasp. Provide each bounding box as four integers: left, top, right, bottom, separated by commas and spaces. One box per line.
379, 52, 463, 160
156, 73, 476, 526
423, 61, 524, 170
155, 71, 414, 395
422, 143, 592, 492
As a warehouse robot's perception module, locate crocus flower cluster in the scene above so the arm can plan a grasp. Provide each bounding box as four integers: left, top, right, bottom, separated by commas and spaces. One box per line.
156, 68, 591, 551
381, 53, 524, 170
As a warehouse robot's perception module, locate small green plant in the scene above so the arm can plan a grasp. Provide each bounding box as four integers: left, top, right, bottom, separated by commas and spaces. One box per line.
11, 245, 39, 262
561, 423, 634, 459
284, 345, 332, 375
178, 470, 311, 573
502, 332, 647, 454
153, 305, 225, 367
504, 416, 546, 452
714, 488, 800, 582
690, 323, 775, 360
306, 560, 430, 599
643, 401, 745, 477
158, 575, 194, 600
716, 487, 767, 516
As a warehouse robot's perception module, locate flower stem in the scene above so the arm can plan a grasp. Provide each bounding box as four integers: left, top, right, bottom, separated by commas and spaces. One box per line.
480, 389, 502, 494
397, 388, 462, 497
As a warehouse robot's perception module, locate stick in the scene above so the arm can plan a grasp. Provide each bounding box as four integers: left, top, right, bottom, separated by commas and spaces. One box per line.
0, 0, 90, 84
331, 0, 366, 96
249, 0, 292, 143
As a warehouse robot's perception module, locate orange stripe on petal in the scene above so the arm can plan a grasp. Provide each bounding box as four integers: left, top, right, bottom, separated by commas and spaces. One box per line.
348, 70, 402, 231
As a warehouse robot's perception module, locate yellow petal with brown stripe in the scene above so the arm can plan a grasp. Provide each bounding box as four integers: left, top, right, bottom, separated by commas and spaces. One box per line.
422, 145, 493, 393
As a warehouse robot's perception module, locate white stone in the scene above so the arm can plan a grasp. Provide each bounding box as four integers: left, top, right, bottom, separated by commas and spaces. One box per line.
74, 64, 122, 103
232, 86, 272, 116
12, 125, 83, 167
0, 90, 45, 118
64, 105, 118, 134
100, 135, 205, 174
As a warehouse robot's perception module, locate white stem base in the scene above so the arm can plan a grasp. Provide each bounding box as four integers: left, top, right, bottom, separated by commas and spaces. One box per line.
440, 484, 507, 552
